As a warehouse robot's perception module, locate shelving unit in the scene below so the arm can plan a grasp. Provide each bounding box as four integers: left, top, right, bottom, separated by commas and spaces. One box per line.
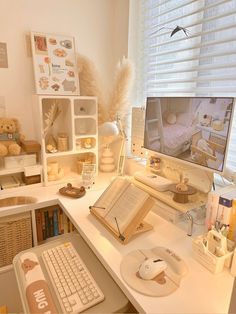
34, 95, 98, 185
0, 157, 42, 190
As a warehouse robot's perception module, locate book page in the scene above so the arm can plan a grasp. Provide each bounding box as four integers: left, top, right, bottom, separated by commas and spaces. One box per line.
104, 184, 149, 233
91, 177, 131, 216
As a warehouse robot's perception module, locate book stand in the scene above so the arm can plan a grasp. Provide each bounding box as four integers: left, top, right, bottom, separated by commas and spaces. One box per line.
90, 196, 154, 245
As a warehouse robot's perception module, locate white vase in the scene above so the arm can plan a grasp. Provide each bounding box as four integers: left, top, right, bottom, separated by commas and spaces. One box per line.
99, 147, 116, 172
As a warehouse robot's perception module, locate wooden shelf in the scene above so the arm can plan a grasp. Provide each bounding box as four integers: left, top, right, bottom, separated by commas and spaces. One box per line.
0, 163, 41, 176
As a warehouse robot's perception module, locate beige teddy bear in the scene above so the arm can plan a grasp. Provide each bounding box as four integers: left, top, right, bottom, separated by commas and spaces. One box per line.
0, 117, 25, 156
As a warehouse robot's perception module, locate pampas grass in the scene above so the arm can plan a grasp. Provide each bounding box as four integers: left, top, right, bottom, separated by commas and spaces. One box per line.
77, 53, 106, 124
77, 54, 134, 124
107, 57, 134, 122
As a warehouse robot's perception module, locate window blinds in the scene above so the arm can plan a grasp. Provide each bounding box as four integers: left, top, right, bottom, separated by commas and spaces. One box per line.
129, 0, 236, 170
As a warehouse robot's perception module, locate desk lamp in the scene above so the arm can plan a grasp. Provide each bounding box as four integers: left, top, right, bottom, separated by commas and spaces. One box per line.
99, 121, 119, 172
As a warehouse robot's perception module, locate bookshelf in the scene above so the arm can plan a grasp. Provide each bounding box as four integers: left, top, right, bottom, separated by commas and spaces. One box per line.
34, 205, 76, 244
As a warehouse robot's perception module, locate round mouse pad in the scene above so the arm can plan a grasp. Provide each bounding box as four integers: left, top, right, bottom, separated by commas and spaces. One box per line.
120, 247, 185, 297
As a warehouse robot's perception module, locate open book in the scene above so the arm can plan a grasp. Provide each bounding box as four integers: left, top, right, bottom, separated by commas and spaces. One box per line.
90, 177, 155, 243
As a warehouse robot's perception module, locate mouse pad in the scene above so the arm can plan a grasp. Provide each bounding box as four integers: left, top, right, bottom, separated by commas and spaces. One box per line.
120, 247, 186, 297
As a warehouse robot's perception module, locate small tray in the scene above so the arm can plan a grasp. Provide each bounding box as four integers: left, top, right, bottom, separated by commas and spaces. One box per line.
59, 183, 86, 198
169, 184, 196, 203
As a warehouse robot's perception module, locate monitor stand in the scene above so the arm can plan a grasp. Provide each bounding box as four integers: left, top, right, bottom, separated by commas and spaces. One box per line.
149, 157, 214, 194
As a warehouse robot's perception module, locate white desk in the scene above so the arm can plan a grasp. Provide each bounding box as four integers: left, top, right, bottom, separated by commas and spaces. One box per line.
0, 175, 234, 314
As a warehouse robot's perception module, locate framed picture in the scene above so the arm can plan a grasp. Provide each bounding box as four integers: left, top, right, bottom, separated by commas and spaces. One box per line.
31, 31, 80, 95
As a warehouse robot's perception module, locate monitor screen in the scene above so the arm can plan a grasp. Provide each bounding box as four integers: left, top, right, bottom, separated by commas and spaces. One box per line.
144, 97, 234, 173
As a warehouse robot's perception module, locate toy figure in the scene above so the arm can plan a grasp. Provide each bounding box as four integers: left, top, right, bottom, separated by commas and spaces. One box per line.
0, 117, 25, 156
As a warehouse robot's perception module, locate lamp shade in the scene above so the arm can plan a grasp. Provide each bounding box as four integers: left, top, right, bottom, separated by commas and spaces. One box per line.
98, 122, 119, 137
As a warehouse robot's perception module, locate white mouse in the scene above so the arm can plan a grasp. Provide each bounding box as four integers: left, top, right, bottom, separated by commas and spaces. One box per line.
138, 258, 167, 280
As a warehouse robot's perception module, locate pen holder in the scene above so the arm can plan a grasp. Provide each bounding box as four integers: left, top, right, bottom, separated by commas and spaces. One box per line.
192, 234, 234, 274
57, 133, 68, 152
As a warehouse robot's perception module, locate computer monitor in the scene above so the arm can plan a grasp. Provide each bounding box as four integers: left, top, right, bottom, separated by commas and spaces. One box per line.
143, 97, 235, 174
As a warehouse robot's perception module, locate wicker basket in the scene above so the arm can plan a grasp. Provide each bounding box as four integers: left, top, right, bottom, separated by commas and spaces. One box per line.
0, 211, 33, 267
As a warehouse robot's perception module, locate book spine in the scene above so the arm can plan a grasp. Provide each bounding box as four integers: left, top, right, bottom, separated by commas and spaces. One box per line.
228, 199, 236, 241
48, 209, 54, 237
41, 209, 46, 240
217, 196, 232, 226
58, 208, 64, 234
69, 220, 75, 232
205, 192, 219, 230
44, 210, 50, 239
35, 210, 43, 242
67, 217, 71, 233
63, 212, 68, 233
53, 208, 59, 236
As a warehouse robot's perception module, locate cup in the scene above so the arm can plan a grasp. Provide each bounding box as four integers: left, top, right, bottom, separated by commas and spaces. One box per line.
57, 133, 68, 151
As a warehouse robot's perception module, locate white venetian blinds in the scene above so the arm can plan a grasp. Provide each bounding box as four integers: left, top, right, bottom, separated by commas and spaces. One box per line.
129, 0, 236, 170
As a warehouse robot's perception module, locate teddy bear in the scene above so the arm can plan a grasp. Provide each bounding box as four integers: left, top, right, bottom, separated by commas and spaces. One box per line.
0, 117, 25, 156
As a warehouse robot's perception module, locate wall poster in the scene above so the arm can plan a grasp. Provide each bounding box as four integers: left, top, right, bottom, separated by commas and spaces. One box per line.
31, 31, 80, 95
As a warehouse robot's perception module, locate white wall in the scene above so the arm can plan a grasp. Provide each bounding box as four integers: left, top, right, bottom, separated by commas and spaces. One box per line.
0, 0, 129, 137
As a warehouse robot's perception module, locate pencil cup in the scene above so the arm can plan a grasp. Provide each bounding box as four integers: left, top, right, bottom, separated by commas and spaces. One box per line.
57, 133, 68, 151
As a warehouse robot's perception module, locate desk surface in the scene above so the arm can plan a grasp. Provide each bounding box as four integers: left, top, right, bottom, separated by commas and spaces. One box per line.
0, 174, 234, 314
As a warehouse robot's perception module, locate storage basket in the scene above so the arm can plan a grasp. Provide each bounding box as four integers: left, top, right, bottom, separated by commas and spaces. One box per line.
192, 234, 234, 274
0, 212, 32, 267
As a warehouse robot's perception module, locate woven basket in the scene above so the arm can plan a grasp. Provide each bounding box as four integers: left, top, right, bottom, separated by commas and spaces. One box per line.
0, 211, 33, 267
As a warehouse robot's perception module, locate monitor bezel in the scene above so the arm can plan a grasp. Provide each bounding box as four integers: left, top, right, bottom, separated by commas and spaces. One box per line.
143, 96, 235, 175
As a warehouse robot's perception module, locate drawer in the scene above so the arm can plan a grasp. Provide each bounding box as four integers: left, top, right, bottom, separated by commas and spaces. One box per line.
4, 154, 36, 169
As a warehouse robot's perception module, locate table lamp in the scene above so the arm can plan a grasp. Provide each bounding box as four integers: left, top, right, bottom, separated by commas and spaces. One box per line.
99, 121, 119, 172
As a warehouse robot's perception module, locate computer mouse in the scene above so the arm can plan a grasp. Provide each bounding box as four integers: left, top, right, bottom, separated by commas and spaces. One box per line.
138, 258, 167, 280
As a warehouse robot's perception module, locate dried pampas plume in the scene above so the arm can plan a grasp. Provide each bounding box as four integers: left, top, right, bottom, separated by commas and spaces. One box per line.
77, 54, 134, 124
77, 54, 106, 124
108, 57, 134, 122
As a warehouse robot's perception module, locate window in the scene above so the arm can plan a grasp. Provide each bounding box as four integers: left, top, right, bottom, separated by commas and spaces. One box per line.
129, 0, 236, 170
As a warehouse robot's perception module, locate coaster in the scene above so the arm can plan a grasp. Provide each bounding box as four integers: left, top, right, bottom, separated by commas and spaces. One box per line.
59, 183, 86, 198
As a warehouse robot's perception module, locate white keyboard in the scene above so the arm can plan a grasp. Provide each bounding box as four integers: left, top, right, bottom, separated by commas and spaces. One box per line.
42, 242, 105, 313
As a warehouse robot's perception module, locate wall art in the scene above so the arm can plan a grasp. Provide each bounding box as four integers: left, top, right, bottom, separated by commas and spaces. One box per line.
31, 31, 79, 95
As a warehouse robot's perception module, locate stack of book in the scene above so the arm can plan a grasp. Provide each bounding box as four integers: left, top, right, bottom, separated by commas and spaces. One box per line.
35, 205, 75, 243
205, 185, 236, 241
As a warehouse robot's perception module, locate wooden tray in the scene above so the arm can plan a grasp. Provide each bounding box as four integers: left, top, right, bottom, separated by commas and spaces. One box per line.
59, 183, 86, 198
